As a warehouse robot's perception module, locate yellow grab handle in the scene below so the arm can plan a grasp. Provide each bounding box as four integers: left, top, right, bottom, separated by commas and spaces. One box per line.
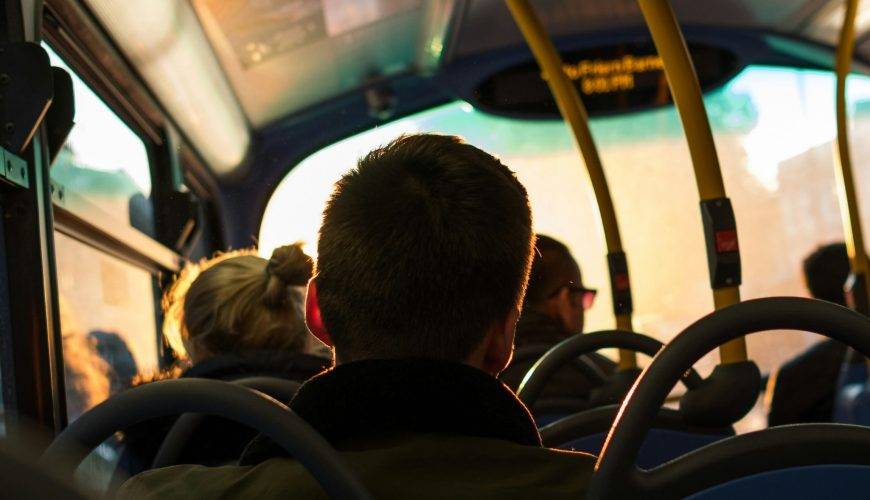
835, 0, 870, 297
615, 314, 638, 370
637, 0, 746, 363
504, 0, 622, 252
505, 0, 637, 369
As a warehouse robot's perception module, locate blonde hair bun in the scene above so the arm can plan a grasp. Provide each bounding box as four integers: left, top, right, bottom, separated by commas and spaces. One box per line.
162, 245, 313, 363
267, 243, 313, 287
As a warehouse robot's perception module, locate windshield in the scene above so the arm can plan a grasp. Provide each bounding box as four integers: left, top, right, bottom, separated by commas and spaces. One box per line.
261, 64, 870, 390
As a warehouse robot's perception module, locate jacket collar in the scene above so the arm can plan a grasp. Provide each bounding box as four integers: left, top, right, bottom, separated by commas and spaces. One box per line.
239, 358, 541, 465
182, 351, 328, 381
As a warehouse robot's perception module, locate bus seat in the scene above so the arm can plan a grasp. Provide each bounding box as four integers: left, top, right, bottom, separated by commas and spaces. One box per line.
838, 354, 868, 387
685, 464, 870, 499
41, 379, 371, 499
558, 428, 728, 469
833, 353, 869, 424
541, 406, 732, 468
531, 398, 591, 427
834, 382, 870, 424
150, 377, 302, 469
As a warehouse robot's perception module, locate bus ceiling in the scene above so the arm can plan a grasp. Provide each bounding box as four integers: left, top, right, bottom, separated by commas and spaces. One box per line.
54, 0, 870, 176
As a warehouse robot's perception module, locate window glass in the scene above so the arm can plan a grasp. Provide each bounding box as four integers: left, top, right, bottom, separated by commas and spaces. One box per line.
55, 232, 159, 422
43, 44, 155, 236
260, 65, 870, 429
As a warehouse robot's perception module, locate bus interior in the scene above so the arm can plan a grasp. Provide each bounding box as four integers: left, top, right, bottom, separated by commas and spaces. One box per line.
3, 0, 870, 498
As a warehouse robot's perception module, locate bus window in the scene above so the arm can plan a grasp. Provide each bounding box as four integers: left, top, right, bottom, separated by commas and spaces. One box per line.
260, 64, 870, 388
43, 44, 155, 237
55, 232, 159, 422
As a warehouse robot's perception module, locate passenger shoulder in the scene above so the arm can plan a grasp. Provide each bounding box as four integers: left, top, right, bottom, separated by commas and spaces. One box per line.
117, 434, 596, 500
116, 462, 323, 500
350, 434, 596, 498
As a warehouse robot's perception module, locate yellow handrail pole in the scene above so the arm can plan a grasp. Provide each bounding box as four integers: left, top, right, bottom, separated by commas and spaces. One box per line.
637, 0, 747, 364
505, 0, 637, 369
835, 0, 870, 314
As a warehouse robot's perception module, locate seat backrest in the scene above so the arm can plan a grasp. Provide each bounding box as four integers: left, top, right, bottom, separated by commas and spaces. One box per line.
838, 354, 868, 387
149, 376, 302, 469
542, 405, 732, 468
558, 428, 729, 469
834, 382, 870, 424
685, 464, 870, 499
833, 348, 870, 424
42, 379, 372, 500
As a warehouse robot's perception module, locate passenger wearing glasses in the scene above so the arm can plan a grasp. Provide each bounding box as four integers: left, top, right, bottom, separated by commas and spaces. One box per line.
501, 234, 615, 406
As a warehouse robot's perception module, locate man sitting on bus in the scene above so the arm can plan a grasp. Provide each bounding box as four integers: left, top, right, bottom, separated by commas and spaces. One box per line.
768, 242, 852, 425
500, 234, 615, 402
118, 134, 596, 499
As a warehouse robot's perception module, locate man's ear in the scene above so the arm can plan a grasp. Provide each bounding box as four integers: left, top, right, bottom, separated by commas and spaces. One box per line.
305, 279, 333, 347
481, 306, 520, 375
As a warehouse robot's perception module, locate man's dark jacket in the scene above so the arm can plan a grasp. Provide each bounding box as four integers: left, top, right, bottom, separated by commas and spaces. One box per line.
118, 359, 596, 499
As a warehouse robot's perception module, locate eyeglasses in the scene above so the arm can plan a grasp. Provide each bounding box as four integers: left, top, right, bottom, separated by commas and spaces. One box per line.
549, 283, 597, 310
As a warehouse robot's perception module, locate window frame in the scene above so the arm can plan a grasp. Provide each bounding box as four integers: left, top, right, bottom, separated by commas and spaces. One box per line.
41, 28, 176, 266
0, 0, 226, 434
42, 0, 227, 255
40, 11, 181, 430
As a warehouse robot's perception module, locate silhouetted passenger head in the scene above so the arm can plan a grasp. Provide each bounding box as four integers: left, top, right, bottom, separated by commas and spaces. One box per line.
88, 330, 138, 394
523, 234, 593, 334
58, 297, 111, 420
803, 242, 850, 306
313, 134, 533, 373
163, 244, 314, 363
62, 333, 111, 420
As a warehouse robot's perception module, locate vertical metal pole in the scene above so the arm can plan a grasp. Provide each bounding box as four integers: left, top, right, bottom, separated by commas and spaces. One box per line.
505, 0, 638, 369
834, 0, 870, 315
637, 0, 747, 364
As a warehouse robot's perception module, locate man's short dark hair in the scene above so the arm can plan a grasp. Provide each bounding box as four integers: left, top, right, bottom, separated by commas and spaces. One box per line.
524, 234, 579, 307
316, 134, 534, 362
803, 242, 850, 306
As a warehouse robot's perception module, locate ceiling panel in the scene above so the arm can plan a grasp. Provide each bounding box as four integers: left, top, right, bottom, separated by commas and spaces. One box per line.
85, 0, 249, 174
193, 0, 454, 127
92, 0, 870, 157
452, 0, 828, 59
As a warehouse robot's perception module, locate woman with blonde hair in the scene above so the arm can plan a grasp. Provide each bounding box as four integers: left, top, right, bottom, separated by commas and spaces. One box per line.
120, 243, 328, 473
160, 242, 327, 377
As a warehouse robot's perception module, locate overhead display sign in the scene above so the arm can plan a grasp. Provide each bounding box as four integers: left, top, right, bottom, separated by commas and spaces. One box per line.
557, 54, 664, 94
474, 43, 740, 118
